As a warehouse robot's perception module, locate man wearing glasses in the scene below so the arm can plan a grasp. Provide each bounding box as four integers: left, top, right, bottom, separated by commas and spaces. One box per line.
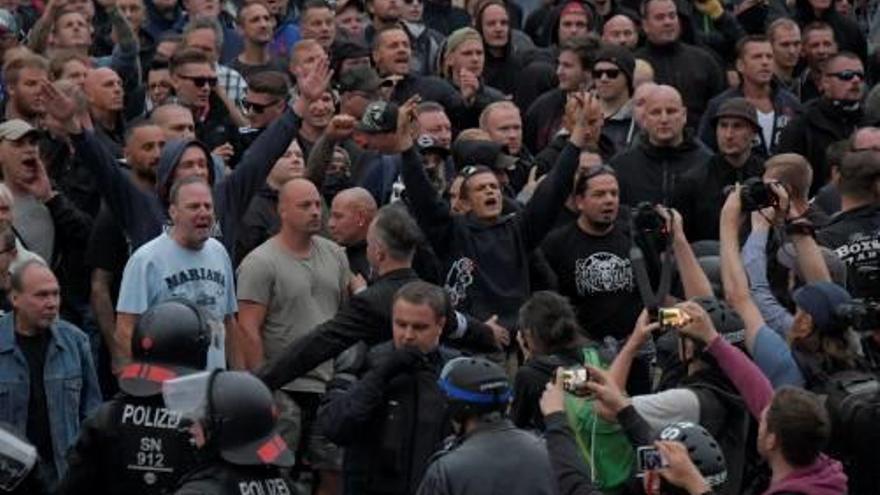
778, 52, 865, 195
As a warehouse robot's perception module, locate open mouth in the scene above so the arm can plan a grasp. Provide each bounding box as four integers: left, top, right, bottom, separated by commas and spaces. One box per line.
485, 197, 498, 208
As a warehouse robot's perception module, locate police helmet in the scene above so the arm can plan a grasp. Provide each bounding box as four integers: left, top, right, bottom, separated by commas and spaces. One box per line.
656, 422, 727, 488
692, 296, 745, 347
206, 371, 295, 467
438, 357, 512, 420
119, 299, 211, 397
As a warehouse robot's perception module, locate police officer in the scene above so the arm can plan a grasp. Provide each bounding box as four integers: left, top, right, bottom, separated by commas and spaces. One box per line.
173, 371, 296, 495
416, 357, 557, 495
58, 299, 211, 495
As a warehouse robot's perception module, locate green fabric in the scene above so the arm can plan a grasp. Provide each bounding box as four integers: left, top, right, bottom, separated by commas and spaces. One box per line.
563, 347, 636, 492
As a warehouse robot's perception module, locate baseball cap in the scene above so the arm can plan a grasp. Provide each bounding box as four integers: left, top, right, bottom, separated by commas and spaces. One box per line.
792, 281, 852, 334
0, 120, 39, 141
356, 100, 399, 134
338, 66, 381, 94
453, 140, 517, 171
712, 97, 760, 130
417, 134, 450, 157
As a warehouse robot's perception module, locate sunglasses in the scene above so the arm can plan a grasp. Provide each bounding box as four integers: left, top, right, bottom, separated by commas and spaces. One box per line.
178, 75, 218, 88
828, 70, 865, 81
243, 99, 281, 113
403, 0, 422, 4
592, 68, 621, 80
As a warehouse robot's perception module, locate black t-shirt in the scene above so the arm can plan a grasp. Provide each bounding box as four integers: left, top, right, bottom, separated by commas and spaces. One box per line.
15, 331, 53, 470
817, 204, 880, 298
85, 204, 129, 302
541, 219, 643, 339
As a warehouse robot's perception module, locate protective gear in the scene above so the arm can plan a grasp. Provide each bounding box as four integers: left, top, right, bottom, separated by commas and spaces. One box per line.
379, 347, 426, 380
692, 296, 745, 346
206, 371, 295, 467
120, 299, 211, 397
438, 357, 512, 420
656, 422, 728, 488
0, 425, 40, 494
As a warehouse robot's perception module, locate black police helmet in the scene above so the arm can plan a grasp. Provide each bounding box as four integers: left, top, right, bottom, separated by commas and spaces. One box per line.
438, 357, 512, 420
207, 371, 295, 467
656, 422, 727, 488
119, 299, 211, 397
692, 296, 745, 347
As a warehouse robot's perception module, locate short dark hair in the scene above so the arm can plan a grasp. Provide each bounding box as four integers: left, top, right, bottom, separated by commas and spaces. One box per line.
415, 100, 446, 117
640, 0, 675, 18
301, 0, 333, 19
559, 35, 600, 71
48, 50, 90, 80
825, 139, 849, 170
372, 24, 409, 52
802, 21, 834, 41
169, 174, 210, 205
764, 153, 812, 202
124, 118, 158, 144
766, 17, 799, 42
169, 48, 211, 75
247, 71, 289, 98
820, 51, 861, 76
735, 34, 770, 60
838, 150, 880, 201
237, 1, 271, 25
10, 259, 49, 293
372, 205, 424, 261
574, 162, 616, 196
518, 291, 583, 353
766, 387, 830, 467
3, 54, 49, 88
393, 280, 447, 321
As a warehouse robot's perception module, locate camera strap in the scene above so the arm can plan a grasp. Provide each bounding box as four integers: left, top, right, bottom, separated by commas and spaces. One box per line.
629, 214, 675, 317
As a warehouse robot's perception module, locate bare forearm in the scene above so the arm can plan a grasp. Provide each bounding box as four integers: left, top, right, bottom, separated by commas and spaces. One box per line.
792, 234, 831, 283
720, 215, 750, 307
674, 235, 714, 299
89, 272, 117, 351
114, 312, 138, 371
236, 322, 264, 370
608, 335, 644, 390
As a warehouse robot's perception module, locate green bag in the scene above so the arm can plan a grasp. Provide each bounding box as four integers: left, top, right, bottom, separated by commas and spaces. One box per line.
563, 347, 636, 492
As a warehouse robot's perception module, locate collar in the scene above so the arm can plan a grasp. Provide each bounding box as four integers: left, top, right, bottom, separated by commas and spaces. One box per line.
374, 267, 417, 282
0, 313, 62, 353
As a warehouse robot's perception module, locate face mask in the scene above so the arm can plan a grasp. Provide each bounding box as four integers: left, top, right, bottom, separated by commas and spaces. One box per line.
322, 173, 353, 202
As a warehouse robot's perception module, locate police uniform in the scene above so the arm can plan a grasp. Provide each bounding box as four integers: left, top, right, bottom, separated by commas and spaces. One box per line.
59, 393, 201, 495
174, 459, 297, 495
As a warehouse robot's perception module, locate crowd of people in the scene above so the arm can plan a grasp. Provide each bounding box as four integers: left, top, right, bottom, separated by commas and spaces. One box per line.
0, 0, 878, 492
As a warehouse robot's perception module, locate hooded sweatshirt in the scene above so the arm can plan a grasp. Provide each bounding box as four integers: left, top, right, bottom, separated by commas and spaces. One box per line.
763, 455, 848, 495
72, 109, 301, 253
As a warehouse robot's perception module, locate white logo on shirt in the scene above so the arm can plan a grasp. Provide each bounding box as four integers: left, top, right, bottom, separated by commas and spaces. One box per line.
574, 252, 634, 295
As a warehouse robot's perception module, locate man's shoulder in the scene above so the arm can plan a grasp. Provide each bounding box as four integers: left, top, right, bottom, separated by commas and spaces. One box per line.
51, 319, 91, 348
313, 235, 345, 256
129, 233, 172, 259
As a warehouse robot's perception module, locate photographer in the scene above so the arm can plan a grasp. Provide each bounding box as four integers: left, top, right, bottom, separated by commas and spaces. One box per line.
540, 366, 726, 495
817, 150, 880, 296
674, 302, 848, 495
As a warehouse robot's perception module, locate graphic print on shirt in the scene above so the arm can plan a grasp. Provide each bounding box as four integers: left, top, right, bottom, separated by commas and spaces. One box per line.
574, 252, 634, 295
445, 257, 476, 307
238, 478, 292, 495
833, 230, 880, 266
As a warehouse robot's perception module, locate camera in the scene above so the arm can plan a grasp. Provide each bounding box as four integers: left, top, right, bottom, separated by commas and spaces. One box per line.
560, 366, 591, 396
723, 177, 779, 212
658, 307, 691, 331
636, 446, 668, 472
835, 267, 880, 332
632, 202, 668, 243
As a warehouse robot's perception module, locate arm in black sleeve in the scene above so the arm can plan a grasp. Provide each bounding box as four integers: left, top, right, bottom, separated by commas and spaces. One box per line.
46, 192, 94, 248
257, 292, 385, 390
520, 141, 581, 250
57, 405, 110, 495
617, 404, 656, 447
399, 146, 454, 252
543, 411, 605, 495
317, 367, 389, 445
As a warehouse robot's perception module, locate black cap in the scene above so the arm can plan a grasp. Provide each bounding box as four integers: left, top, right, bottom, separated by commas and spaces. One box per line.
209, 372, 295, 467
338, 66, 381, 93
453, 140, 517, 171
356, 100, 399, 134
656, 422, 728, 487
593, 44, 635, 92
119, 299, 211, 397
332, 36, 370, 62
416, 134, 450, 157
712, 97, 760, 130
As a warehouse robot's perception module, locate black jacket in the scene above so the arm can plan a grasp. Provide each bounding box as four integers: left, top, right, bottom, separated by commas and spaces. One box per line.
319, 343, 459, 495
610, 132, 713, 206
401, 142, 580, 329
512, 347, 593, 430
174, 458, 294, 495
635, 41, 726, 131
416, 419, 557, 495
422, 0, 471, 35
234, 186, 279, 267
524, 88, 566, 155
817, 204, 880, 297
672, 153, 766, 241
258, 268, 497, 390
791, 0, 867, 63
59, 394, 201, 495
389, 74, 468, 131
777, 98, 863, 195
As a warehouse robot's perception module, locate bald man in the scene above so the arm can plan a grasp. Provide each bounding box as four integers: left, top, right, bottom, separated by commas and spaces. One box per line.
236, 177, 349, 489
85, 67, 125, 156
329, 187, 378, 278
150, 104, 197, 140
609, 84, 712, 205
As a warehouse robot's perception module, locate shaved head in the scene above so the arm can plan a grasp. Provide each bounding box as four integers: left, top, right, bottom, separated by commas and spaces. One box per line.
329, 187, 377, 245
279, 178, 323, 235
334, 187, 378, 213
643, 84, 686, 146
279, 177, 320, 204
84, 67, 122, 112
151, 104, 196, 139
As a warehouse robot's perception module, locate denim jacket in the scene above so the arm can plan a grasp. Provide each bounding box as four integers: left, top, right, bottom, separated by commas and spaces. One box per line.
0, 313, 102, 484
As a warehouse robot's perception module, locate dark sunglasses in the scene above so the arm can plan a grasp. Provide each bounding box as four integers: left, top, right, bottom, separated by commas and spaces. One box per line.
403, 0, 422, 4
592, 68, 621, 80
828, 70, 864, 81
243, 99, 281, 113
179, 75, 218, 88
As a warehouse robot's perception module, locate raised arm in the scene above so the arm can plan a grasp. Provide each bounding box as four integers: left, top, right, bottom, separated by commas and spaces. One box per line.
607, 310, 657, 390
661, 207, 714, 299
306, 115, 355, 190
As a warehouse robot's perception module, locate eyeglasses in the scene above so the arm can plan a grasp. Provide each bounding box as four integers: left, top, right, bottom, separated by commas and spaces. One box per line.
592, 68, 621, 80
178, 75, 218, 88
243, 99, 281, 113
828, 70, 865, 81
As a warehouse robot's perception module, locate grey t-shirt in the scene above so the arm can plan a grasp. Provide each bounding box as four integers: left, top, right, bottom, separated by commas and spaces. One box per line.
117, 233, 237, 369
237, 235, 349, 393
14, 194, 54, 262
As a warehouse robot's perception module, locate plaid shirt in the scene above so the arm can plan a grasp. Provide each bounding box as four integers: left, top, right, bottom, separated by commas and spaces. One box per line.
217, 64, 248, 106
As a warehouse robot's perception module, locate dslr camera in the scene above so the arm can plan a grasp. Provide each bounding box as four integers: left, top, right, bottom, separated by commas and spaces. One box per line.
724, 177, 780, 212
835, 267, 880, 332
632, 202, 669, 245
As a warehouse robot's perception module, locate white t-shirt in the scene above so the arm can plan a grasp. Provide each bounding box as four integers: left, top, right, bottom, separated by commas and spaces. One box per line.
757, 110, 775, 154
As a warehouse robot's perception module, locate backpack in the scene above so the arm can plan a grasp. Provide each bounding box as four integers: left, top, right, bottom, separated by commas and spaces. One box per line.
824, 370, 880, 495
563, 347, 636, 492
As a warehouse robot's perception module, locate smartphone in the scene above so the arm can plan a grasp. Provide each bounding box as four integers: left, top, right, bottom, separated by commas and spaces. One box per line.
636, 446, 668, 472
